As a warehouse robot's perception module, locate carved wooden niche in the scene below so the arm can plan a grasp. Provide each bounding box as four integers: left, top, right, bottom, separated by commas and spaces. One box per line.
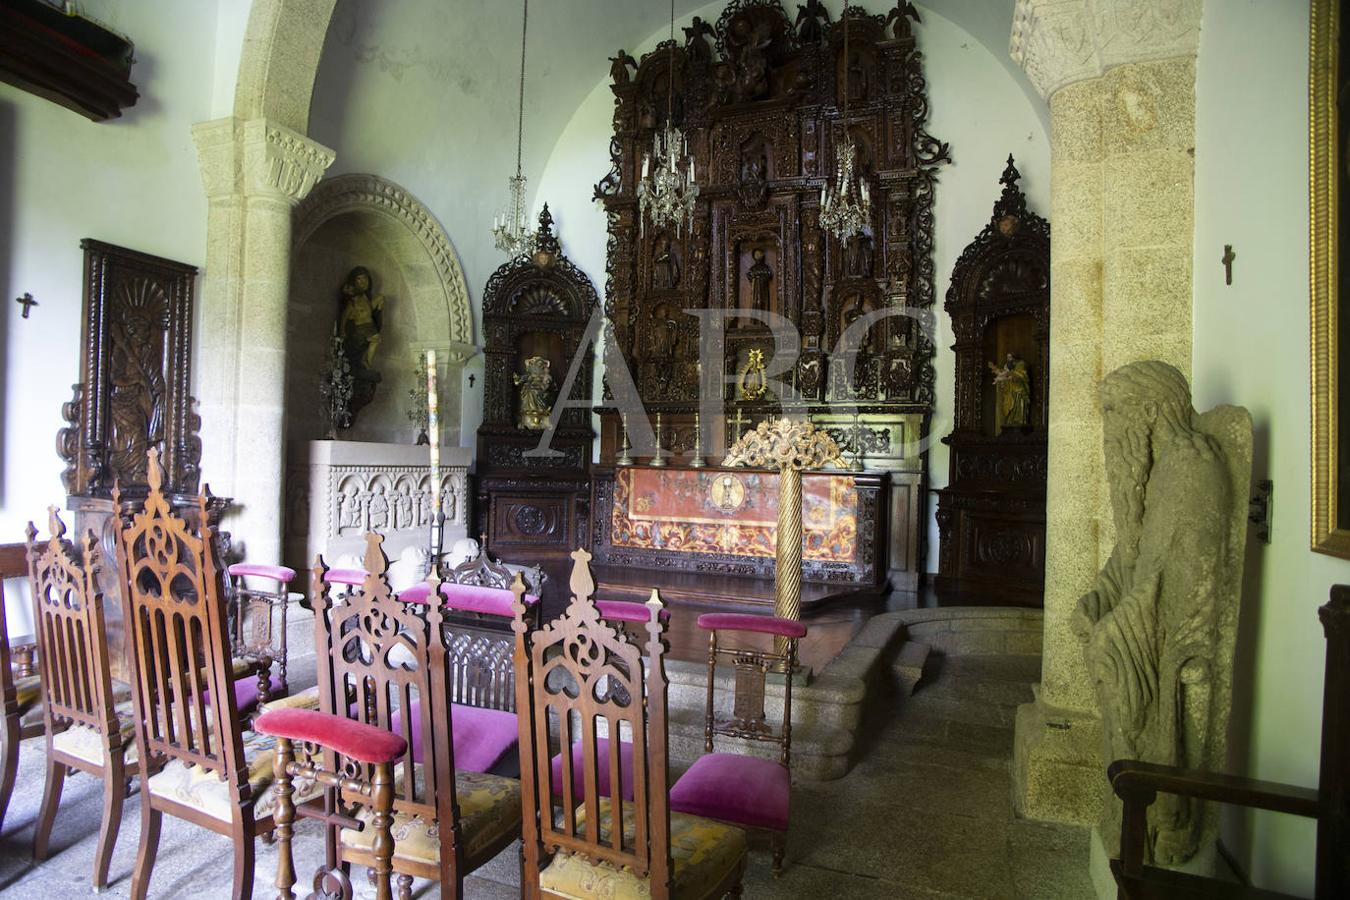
58, 239, 201, 502
475, 208, 598, 610
935, 158, 1051, 607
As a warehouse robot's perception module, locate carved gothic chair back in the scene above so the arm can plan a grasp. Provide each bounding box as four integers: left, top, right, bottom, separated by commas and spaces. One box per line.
24, 510, 142, 889
225, 561, 296, 713
512, 549, 748, 899
669, 613, 807, 875
0, 540, 42, 836
305, 533, 523, 897
1109, 586, 1350, 899
112, 448, 320, 900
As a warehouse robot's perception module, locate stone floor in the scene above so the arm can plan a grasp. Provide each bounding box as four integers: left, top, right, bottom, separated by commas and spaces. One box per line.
0, 647, 1095, 898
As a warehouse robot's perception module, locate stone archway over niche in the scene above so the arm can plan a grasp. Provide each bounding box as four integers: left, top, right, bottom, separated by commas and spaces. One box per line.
289, 173, 475, 444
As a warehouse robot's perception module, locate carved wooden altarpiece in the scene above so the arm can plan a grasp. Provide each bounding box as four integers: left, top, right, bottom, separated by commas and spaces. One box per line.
935, 158, 1050, 606
474, 208, 598, 612
55, 240, 210, 673
593, 0, 949, 590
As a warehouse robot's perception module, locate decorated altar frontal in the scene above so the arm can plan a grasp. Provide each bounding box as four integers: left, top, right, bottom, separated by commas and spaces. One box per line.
590, 463, 889, 609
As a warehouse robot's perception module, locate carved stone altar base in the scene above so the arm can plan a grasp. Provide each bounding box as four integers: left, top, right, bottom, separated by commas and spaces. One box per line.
284, 440, 470, 578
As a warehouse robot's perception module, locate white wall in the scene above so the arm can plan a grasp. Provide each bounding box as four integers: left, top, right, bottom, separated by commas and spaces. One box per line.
0, 0, 221, 634
535, 0, 1051, 574
1192, 1, 1341, 893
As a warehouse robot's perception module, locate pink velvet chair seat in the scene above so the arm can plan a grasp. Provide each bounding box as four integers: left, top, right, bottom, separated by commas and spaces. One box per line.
388, 702, 520, 773
398, 582, 539, 615
669, 753, 791, 832
696, 612, 807, 639
255, 708, 407, 765
596, 600, 672, 623
227, 563, 297, 585
549, 737, 636, 801
323, 567, 368, 587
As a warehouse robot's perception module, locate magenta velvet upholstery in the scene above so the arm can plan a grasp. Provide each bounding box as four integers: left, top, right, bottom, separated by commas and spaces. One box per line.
227, 562, 297, 584
670, 753, 791, 832
388, 701, 520, 773
396, 582, 539, 615
323, 567, 367, 587
696, 612, 807, 639
233, 674, 283, 712
549, 737, 636, 801
596, 600, 672, 623
255, 708, 408, 764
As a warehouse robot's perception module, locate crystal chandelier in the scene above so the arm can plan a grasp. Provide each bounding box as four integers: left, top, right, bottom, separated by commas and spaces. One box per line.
492, 0, 536, 257
819, 0, 872, 242
637, 0, 699, 237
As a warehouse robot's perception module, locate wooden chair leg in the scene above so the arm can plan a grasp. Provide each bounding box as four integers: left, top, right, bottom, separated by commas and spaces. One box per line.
370, 761, 395, 900
772, 833, 785, 878
93, 756, 127, 890
0, 711, 20, 834
232, 825, 256, 900
272, 736, 298, 900
130, 805, 162, 900
32, 750, 66, 860
396, 873, 413, 900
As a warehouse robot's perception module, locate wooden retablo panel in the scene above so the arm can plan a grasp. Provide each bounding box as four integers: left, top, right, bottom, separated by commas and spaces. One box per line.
595, 0, 948, 589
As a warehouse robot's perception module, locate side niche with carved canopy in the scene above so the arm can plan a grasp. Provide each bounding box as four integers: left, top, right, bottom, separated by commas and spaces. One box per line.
475, 207, 599, 612
935, 157, 1050, 606
593, 0, 948, 590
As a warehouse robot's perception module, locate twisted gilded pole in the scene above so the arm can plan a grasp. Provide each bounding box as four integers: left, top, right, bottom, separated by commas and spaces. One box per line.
724, 419, 844, 652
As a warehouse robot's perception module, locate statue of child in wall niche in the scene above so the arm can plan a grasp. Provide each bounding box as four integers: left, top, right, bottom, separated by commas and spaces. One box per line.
337, 266, 386, 422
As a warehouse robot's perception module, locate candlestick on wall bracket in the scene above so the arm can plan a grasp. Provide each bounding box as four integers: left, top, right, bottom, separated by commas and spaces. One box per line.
849, 412, 865, 471
425, 349, 444, 577
650, 411, 668, 467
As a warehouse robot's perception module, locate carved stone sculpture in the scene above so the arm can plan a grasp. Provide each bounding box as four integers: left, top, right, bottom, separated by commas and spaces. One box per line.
337, 266, 385, 421
1070, 361, 1252, 865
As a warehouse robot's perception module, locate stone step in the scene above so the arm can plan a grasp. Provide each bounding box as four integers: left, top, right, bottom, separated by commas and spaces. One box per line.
666, 706, 853, 781
892, 639, 930, 695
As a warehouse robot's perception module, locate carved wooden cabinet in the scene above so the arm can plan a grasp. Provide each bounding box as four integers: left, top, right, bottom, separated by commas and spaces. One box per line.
594, 0, 948, 591
935, 159, 1050, 606
473, 208, 597, 612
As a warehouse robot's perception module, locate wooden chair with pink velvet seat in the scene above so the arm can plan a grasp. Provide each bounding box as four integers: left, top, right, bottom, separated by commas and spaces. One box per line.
668, 612, 807, 876
224, 561, 296, 713
0, 540, 43, 838
512, 549, 748, 900
300, 534, 524, 899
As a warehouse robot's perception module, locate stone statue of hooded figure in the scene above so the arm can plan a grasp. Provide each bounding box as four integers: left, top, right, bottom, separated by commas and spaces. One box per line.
1071, 360, 1252, 866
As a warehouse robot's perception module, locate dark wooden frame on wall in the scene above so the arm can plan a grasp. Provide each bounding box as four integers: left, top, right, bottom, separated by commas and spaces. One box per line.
592, 0, 949, 592
935, 157, 1050, 607
0, 0, 138, 121
475, 207, 598, 611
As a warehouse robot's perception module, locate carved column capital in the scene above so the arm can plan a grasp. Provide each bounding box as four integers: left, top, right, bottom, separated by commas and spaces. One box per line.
193, 116, 335, 205
1009, 0, 1202, 100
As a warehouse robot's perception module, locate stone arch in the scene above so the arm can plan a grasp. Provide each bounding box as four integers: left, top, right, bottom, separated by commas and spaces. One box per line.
294, 173, 473, 348
234, 0, 338, 133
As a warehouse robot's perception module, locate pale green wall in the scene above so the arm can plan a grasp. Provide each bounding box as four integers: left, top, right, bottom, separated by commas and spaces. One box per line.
1192, 0, 1339, 893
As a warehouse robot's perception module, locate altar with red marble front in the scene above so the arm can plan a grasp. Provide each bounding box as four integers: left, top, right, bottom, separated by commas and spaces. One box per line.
589, 464, 889, 608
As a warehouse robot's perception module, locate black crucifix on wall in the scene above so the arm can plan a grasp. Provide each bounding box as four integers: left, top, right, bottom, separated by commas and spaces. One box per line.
14, 293, 37, 318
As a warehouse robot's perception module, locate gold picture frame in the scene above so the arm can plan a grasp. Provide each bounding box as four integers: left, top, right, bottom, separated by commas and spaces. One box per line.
1310, 0, 1349, 556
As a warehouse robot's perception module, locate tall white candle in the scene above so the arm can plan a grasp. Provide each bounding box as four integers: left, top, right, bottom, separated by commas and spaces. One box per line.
426, 349, 440, 514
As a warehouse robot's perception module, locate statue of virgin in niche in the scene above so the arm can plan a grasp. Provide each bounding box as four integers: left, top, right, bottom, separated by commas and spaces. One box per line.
989, 353, 1031, 430
514, 355, 555, 430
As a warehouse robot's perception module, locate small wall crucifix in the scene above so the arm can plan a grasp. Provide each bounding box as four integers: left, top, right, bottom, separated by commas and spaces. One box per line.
14, 292, 37, 318
1221, 244, 1236, 286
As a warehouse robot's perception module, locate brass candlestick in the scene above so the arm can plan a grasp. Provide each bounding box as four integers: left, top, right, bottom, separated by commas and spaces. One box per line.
617, 412, 634, 466
689, 410, 707, 467
850, 412, 865, 471
650, 411, 668, 466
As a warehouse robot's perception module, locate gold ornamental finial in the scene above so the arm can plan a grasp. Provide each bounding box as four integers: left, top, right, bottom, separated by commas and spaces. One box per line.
722, 417, 845, 471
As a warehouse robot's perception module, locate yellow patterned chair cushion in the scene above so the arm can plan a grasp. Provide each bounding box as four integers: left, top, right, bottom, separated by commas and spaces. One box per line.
340, 768, 521, 867
146, 728, 322, 822
257, 685, 321, 714
51, 700, 139, 766
539, 800, 747, 900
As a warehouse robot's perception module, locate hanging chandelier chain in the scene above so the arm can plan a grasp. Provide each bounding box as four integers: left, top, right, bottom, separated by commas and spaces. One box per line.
667, 0, 675, 121
842, 0, 849, 120
515, 0, 528, 177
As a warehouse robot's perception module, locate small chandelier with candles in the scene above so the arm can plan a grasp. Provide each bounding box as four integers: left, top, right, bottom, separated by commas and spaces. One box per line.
819, 0, 872, 242
492, 0, 536, 257
636, 0, 699, 237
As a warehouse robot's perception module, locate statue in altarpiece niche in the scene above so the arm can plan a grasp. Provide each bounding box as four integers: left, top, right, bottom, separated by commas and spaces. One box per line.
337, 266, 385, 422
1071, 361, 1252, 866
514, 355, 555, 431
988, 352, 1031, 430
747, 248, 773, 311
